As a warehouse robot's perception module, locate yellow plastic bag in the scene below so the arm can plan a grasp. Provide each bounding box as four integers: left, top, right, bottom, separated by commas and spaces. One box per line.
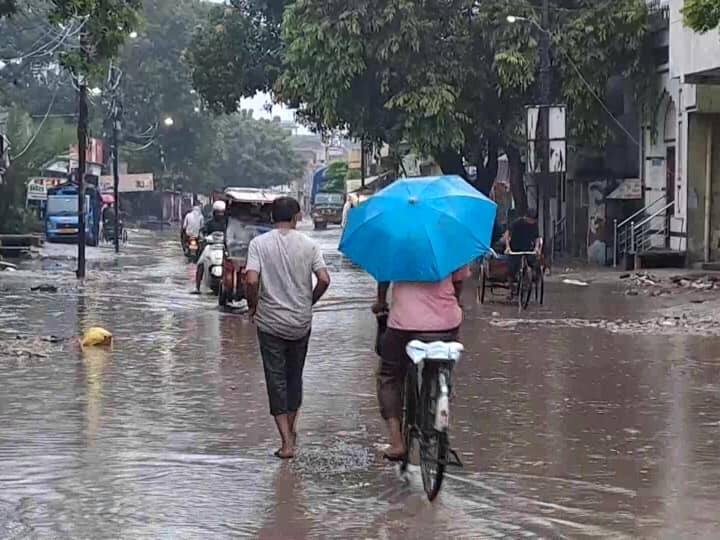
81, 327, 113, 348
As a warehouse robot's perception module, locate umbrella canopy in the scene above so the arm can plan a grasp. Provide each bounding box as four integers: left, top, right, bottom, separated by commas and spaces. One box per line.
339, 175, 496, 282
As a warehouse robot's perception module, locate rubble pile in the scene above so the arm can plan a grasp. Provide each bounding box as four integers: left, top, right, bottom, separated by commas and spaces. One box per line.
491, 314, 720, 337
620, 272, 720, 298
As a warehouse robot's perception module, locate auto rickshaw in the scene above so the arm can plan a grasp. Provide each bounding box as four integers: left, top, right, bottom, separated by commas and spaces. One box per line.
218, 187, 282, 308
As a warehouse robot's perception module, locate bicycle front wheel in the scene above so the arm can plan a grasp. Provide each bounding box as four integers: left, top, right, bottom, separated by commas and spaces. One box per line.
518, 266, 532, 311
419, 366, 448, 501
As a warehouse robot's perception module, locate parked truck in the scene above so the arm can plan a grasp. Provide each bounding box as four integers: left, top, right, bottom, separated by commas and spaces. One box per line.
45, 182, 101, 245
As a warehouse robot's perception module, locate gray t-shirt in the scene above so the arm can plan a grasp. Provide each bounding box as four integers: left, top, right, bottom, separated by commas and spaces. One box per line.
246, 229, 327, 340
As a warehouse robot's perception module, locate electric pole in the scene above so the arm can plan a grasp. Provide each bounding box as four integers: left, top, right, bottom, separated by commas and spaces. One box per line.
360, 138, 366, 189
112, 104, 121, 254
538, 0, 552, 243
76, 80, 88, 279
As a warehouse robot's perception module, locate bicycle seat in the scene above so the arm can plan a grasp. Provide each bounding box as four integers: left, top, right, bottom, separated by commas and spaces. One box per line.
411, 332, 457, 343
406, 340, 464, 364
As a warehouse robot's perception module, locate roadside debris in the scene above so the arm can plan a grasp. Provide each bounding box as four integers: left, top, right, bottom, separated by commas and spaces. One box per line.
30, 285, 58, 293
562, 279, 589, 287
1, 335, 66, 360
621, 272, 720, 297
0, 261, 17, 271
81, 327, 113, 348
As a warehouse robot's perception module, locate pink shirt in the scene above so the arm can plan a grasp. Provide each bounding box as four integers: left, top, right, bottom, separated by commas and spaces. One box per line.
388, 267, 471, 331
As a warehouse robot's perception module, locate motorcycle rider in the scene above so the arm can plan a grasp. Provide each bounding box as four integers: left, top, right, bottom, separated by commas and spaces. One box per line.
182, 204, 204, 250
194, 201, 227, 294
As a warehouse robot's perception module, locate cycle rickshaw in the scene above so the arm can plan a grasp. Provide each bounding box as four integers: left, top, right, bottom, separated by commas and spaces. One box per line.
477, 242, 545, 311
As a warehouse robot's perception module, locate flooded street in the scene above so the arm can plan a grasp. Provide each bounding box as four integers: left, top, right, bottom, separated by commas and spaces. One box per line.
2, 227, 720, 539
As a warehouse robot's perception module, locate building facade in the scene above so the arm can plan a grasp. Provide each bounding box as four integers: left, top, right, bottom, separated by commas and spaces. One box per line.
641, 0, 720, 264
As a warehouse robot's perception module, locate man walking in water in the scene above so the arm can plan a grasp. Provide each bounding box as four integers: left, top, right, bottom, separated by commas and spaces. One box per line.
245, 197, 331, 459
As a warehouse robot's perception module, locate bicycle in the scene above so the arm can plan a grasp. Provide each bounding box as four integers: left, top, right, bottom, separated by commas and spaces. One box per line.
505, 250, 543, 311
400, 337, 464, 501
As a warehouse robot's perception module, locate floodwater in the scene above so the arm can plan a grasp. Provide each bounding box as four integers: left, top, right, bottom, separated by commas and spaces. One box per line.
1, 227, 720, 539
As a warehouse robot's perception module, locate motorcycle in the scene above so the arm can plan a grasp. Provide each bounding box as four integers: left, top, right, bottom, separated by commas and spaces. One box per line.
198, 231, 225, 295
184, 235, 200, 261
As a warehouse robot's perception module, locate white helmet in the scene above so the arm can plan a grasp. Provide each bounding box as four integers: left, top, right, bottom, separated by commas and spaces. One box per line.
212, 200, 226, 213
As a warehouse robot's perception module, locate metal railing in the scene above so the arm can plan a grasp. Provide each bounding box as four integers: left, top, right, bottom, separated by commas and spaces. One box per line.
631, 200, 675, 255
551, 215, 567, 254
613, 195, 668, 267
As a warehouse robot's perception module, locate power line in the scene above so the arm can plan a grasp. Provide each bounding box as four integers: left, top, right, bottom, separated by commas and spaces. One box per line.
11, 85, 60, 160
559, 47, 640, 147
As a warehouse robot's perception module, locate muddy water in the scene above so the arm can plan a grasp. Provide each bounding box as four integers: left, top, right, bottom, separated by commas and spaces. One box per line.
1, 228, 719, 539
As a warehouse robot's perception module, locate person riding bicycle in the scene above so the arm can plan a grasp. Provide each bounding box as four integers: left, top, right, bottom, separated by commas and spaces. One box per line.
372, 266, 471, 461
505, 208, 541, 284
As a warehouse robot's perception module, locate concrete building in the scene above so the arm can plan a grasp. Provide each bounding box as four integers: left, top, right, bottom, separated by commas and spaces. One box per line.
632, 0, 720, 266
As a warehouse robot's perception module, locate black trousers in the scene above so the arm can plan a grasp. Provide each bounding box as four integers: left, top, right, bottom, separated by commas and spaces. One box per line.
257, 330, 310, 417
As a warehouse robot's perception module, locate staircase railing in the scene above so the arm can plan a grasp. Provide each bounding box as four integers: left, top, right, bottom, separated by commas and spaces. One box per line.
631, 200, 675, 255
551, 215, 567, 255
613, 195, 666, 267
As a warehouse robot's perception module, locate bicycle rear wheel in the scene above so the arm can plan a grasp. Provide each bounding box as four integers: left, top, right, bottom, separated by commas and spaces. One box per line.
419, 365, 448, 501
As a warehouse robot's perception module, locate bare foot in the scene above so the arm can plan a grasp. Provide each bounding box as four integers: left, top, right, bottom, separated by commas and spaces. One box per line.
383, 444, 406, 461
274, 447, 295, 459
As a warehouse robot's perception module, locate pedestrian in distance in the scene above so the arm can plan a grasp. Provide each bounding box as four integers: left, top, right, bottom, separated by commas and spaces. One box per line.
245, 196, 331, 459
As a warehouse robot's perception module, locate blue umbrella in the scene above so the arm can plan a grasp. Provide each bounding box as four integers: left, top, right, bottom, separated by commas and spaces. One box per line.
339, 175, 497, 282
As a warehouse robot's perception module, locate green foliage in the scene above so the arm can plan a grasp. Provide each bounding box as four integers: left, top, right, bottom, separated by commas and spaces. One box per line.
212, 113, 305, 189
117, 0, 217, 191
0, 110, 75, 233
277, 0, 652, 186
50, 0, 141, 76
683, 0, 720, 32
0, 0, 16, 18
186, 1, 284, 114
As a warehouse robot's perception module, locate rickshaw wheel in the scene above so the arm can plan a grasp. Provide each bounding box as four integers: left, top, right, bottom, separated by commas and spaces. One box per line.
478, 267, 487, 304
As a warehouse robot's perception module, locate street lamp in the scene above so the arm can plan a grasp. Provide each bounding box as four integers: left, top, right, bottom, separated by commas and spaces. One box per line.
505, 14, 550, 35
129, 31, 138, 39
163, 116, 174, 127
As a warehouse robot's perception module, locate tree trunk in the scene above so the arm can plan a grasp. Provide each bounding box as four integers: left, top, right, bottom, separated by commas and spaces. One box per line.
507, 145, 528, 216
435, 148, 468, 180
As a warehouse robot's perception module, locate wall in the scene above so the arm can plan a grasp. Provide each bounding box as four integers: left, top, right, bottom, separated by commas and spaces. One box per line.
685, 113, 720, 262
670, 0, 720, 81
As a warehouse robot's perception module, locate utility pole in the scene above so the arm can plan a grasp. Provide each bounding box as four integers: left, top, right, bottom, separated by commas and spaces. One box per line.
538, 0, 552, 244
112, 104, 121, 254
159, 145, 166, 231
76, 80, 88, 279
360, 138, 366, 189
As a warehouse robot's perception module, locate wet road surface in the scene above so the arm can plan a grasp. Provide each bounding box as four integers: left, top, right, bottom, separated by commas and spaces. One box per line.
1, 227, 720, 539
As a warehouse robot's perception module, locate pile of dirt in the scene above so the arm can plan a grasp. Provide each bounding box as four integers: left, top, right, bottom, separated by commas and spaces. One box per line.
620, 272, 720, 298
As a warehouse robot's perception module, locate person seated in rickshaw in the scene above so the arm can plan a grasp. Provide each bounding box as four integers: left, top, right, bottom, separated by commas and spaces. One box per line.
226, 203, 257, 256
505, 208, 541, 283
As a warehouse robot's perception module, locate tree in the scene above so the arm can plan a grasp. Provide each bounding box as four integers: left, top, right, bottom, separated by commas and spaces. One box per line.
0, 112, 75, 232
212, 112, 304, 189
278, 0, 653, 200
186, 0, 285, 115
114, 0, 218, 191
683, 0, 720, 32
0, 0, 16, 18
